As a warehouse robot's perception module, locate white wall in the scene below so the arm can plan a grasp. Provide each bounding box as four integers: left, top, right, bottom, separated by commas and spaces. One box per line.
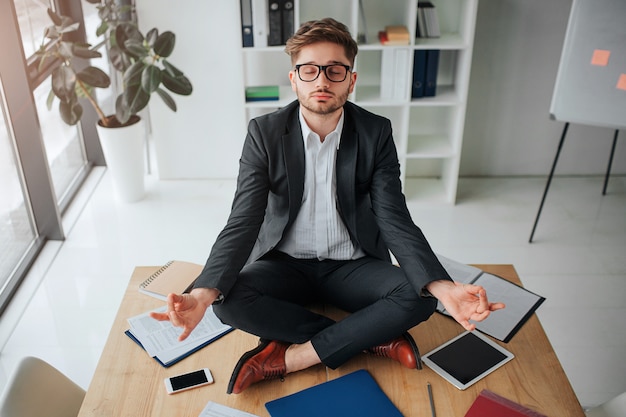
463, 0, 626, 176
135, 0, 246, 179
136, 0, 625, 179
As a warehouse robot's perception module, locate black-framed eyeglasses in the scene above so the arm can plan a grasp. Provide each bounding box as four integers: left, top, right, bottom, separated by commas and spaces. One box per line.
294, 64, 352, 82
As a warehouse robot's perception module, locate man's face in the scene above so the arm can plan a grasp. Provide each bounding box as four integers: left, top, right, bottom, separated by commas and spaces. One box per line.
289, 42, 357, 116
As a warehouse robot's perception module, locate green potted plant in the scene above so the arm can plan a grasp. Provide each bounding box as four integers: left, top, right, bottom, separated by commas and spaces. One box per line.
36, 4, 192, 201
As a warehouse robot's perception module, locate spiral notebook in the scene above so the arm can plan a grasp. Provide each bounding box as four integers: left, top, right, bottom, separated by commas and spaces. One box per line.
138, 260, 203, 300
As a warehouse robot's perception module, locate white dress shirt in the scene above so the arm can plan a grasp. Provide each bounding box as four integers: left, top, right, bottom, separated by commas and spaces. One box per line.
277, 109, 365, 260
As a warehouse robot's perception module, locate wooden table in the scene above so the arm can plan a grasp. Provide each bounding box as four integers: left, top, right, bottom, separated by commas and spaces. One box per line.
77, 265, 584, 416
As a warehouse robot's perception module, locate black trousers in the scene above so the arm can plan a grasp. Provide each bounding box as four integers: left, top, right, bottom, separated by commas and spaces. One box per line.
213, 251, 437, 369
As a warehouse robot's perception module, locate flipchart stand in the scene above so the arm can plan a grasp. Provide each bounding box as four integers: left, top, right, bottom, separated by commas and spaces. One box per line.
528, 124, 620, 243
529, 0, 625, 243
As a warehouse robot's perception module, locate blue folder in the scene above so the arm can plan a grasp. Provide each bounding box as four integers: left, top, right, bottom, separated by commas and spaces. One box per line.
265, 369, 404, 417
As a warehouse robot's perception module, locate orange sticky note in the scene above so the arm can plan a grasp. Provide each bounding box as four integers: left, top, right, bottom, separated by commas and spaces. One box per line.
617, 74, 626, 91
591, 49, 611, 66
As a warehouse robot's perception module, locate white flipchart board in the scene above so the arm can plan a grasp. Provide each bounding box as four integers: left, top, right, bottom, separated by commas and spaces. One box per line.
549, 0, 626, 130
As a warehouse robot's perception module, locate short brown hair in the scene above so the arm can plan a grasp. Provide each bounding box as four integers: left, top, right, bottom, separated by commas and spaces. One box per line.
285, 18, 358, 66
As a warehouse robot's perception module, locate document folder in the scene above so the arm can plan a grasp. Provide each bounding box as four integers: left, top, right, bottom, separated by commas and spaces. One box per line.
265, 369, 403, 417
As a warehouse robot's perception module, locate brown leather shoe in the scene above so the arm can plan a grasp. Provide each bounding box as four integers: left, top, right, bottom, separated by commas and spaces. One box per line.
368, 333, 423, 370
227, 340, 289, 394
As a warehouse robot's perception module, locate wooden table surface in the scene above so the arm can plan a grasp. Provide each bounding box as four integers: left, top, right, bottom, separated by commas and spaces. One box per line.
77, 265, 584, 417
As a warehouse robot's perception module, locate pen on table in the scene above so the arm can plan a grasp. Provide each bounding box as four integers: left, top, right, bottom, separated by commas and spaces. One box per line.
427, 382, 436, 417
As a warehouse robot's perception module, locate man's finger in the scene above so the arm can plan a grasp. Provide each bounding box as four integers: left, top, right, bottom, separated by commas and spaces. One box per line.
472, 310, 491, 322
149, 311, 170, 322
490, 302, 506, 311
460, 318, 476, 332
168, 310, 183, 327
475, 289, 490, 314
178, 327, 192, 342
166, 293, 183, 310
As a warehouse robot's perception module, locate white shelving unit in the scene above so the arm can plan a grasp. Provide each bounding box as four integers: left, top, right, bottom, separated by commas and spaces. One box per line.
241, 0, 478, 204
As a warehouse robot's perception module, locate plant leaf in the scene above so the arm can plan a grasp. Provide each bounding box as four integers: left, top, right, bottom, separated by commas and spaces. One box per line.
77, 66, 111, 88
59, 99, 82, 125
72, 44, 102, 59
46, 89, 56, 110
126, 85, 151, 114
141, 65, 162, 93
145, 28, 158, 48
57, 21, 80, 34
44, 25, 60, 40
96, 20, 108, 37
115, 23, 143, 55
161, 71, 193, 96
58, 41, 74, 60
153, 31, 175, 58
115, 85, 150, 124
124, 38, 148, 58
37, 49, 52, 72
51, 66, 77, 101
114, 94, 129, 124
47, 8, 63, 26
162, 59, 183, 77
123, 60, 145, 86
108, 45, 132, 72
155, 88, 177, 112
75, 82, 92, 98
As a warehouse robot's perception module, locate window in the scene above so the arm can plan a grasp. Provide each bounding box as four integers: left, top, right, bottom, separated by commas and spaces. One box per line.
0, 83, 37, 301
13, 0, 52, 59
0, 0, 103, 314
34, 80, 88, 205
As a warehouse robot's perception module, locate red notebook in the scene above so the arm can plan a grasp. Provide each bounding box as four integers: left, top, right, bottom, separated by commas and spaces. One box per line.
465, 390, 547, 417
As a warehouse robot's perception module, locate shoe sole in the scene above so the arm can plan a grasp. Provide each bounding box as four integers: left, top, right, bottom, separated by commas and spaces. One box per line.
226, 339, 271, 394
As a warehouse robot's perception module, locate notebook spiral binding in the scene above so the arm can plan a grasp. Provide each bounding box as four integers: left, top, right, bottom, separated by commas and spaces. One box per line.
139, 261, 174, 288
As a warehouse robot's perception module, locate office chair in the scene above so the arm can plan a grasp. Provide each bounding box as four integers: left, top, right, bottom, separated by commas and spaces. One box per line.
585, 392, 626, 417
0, 356, 85, 417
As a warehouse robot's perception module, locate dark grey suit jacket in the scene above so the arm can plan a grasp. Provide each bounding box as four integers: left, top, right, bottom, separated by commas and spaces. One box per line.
195, 100, 451, 297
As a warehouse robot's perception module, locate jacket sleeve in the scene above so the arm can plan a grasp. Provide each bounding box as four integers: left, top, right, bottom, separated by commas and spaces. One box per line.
368, 119, 452, 295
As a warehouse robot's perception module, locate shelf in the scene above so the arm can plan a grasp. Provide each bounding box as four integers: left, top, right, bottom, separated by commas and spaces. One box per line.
239, 0, 477, 205
409, 86, 459, 106
413, 33, 467, 49
353, 86, 408, 106
358, 33, 466, 51
402, 177, 451, 205
405, 134, 454, 158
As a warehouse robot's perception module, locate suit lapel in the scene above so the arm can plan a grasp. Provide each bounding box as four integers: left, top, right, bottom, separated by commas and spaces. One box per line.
336, 107, 358, 234
282, 109, 305, 223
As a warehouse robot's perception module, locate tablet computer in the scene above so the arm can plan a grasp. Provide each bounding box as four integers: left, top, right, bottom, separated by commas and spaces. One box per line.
421, 331, 514, 390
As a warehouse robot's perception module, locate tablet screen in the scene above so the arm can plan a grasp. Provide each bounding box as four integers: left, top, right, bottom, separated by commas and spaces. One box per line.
422, 331, 514, 390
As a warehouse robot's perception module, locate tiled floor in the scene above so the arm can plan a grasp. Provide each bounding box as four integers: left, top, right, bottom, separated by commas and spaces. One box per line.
0, 168, 624, 411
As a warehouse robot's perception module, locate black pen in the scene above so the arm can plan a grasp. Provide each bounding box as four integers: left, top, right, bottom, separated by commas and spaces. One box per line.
427, 382, 436, 417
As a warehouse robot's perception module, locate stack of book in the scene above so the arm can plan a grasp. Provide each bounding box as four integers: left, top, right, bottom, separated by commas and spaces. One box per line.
245, 85, 280, 102
240, 0, 294, 47
381, 47, 410, 100
411, 49, 440, 98
416, 2, 441, 38
378, 25, 410, 45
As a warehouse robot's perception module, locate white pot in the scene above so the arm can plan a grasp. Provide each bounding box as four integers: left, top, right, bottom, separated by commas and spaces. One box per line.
96, 116, 145, 202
